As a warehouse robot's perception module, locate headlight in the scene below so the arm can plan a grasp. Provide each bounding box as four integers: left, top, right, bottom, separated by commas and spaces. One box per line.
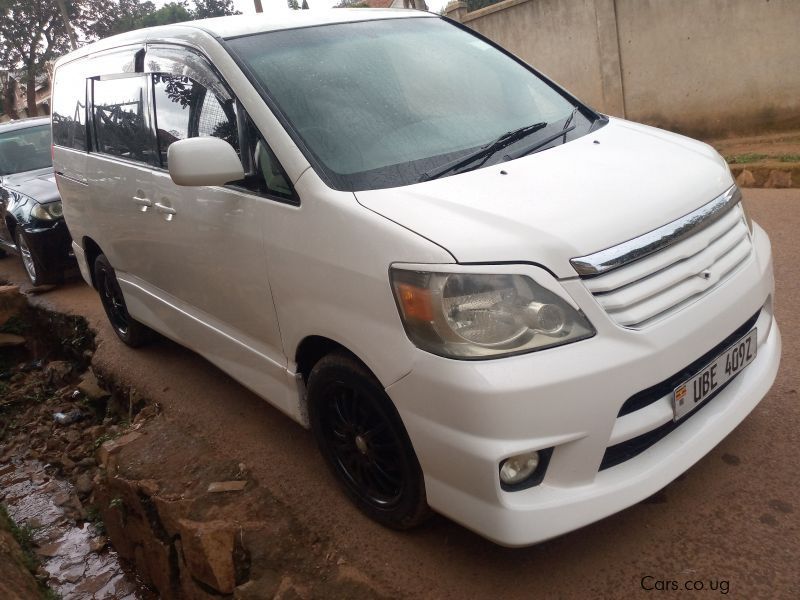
390, 269, 595, 359
47, 201, 63, 218
30, 201, 62, 220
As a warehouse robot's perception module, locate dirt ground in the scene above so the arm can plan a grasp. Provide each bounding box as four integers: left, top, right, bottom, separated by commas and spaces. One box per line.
710, 130, 800, 162
1, 188, 798, 599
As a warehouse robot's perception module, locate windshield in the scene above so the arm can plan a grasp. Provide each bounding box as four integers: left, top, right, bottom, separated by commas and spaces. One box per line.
0, 124, 52, 176
228, 17, 595, 191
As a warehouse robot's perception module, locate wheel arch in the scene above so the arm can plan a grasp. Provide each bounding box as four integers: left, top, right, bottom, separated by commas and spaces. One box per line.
5, 215, 17, 242
295, 335, 361, 384
81, 236, 103, 289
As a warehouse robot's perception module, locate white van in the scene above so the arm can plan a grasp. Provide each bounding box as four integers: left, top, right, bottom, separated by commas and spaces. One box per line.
52, 10, 780, 546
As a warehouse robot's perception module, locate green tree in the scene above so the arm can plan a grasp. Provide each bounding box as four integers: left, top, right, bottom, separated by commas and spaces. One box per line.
0, 0, 75, 116
466, 0, 502, 10
0, 0, 243, 117
192, 0, 240, 19
287, 0, 300, 9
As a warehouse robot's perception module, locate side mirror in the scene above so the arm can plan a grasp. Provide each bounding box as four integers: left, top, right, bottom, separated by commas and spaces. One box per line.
167, 137, 244, 187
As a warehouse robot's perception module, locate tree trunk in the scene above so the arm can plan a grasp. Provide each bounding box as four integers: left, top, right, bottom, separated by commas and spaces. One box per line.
55, 0, 78, 50
253, 0, 263, 13
26, 69, 38, 117
2, 77, 19, 120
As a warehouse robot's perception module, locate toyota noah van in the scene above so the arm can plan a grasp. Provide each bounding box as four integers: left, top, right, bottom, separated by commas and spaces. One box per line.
51, 9, 780, 546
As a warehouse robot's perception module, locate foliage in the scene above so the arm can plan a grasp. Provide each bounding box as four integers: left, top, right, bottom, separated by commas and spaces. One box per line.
0, 0, 242, 116
91, 1, 189, 39
0, 504, 41, 578
192, 0, 240, 19
0, 315, 29, 335
726, 152, 800, 165
334, 0, 369, 7
466, 0, 504, 11
287, 0, 300, 8
0, 0, 76, 114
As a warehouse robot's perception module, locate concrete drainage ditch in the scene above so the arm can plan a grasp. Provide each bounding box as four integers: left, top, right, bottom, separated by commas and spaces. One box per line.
1, 284, 385, 599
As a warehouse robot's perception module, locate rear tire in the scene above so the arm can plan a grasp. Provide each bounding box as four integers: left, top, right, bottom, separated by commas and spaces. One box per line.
94, 254, 154, 347
308, 352, 431, 530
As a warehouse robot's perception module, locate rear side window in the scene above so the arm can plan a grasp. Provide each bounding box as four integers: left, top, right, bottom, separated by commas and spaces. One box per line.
92, 75, 154, 164
151, 73, 239, 166
52, 61, 87, 150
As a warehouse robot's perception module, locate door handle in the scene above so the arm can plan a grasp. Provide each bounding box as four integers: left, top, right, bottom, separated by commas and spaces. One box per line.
133, 196, 152, 212
154, 202, 177, 221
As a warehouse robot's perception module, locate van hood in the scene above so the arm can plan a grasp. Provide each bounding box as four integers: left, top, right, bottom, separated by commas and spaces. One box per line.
355, 118, 734, 278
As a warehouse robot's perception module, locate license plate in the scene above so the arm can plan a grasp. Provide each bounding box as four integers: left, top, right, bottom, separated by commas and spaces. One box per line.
672, 328, 757, 421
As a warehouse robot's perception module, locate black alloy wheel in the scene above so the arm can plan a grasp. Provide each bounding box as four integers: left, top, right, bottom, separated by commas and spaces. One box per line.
94, 253, 154, 347
308, 352, 430, 529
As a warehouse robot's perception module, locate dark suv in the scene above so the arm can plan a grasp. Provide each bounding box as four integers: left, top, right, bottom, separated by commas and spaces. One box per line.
0, 116, 74, 285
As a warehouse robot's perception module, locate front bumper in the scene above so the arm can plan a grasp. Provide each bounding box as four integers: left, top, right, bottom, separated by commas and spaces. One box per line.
22, 219, 75, 273
386, 224, 780, 546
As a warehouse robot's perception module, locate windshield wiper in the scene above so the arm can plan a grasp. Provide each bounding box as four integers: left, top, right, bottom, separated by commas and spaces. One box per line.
418, 121, 546, 182
504, 108, 579, 161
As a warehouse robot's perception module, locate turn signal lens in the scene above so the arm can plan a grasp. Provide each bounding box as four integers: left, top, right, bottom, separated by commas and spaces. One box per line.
395, 282, 434, 322
500, 451, 540, 485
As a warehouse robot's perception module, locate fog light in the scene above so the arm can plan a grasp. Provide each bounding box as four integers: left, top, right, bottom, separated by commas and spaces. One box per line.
499, 451, 540, 485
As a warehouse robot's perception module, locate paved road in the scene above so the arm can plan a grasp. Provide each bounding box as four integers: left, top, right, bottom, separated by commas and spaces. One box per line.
2, 189, 798, 599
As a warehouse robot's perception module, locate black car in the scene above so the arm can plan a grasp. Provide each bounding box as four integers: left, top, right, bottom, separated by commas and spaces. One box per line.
0, 117, 74, 285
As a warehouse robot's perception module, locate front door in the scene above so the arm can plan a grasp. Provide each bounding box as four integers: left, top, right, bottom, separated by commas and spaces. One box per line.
143, 47, 291, 409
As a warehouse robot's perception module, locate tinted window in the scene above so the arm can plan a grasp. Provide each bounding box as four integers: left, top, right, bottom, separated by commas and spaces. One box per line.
0, 124, 52, 175
229, 18, 590, 190
152, 73, 238, 166
92, 76, 153, 163
52, 61, 87, 150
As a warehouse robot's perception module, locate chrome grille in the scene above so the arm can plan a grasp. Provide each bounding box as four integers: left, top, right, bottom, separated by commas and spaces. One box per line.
572, 187, 753, 328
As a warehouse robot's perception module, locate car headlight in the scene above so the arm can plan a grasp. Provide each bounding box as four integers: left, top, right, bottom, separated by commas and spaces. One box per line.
390, 269, 595, 359
30, 201, 62, 220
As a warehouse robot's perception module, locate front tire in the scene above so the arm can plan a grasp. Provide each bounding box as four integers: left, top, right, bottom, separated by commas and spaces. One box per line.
308, 352, 431, 529
94, 254, 154, 347
15, 229, 52, 286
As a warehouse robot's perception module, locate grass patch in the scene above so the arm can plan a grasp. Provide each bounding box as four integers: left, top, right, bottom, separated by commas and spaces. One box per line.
726, 153, 769, 164
727, 152, 800, 164
0, 315, 30, 336
1, 504, 60, 599
0, 504, 39, 573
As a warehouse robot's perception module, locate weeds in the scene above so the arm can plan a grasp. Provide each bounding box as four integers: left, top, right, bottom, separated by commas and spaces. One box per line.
86, 506, 106, 535
0, 504, 41, 575
726, 153, 768, 164
0, 315, 29, 336
727, 152, 800, 164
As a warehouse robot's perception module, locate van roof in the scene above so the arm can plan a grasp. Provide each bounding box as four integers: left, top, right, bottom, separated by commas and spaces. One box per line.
193, 8, 431, 39
56, 9, 434, 66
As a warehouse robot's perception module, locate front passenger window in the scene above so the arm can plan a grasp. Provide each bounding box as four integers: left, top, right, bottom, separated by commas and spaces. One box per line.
239, 118, 295, 203
152, 73, 239, 166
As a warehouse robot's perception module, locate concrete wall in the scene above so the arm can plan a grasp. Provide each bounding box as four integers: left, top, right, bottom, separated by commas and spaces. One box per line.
446, 0, 800, 137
